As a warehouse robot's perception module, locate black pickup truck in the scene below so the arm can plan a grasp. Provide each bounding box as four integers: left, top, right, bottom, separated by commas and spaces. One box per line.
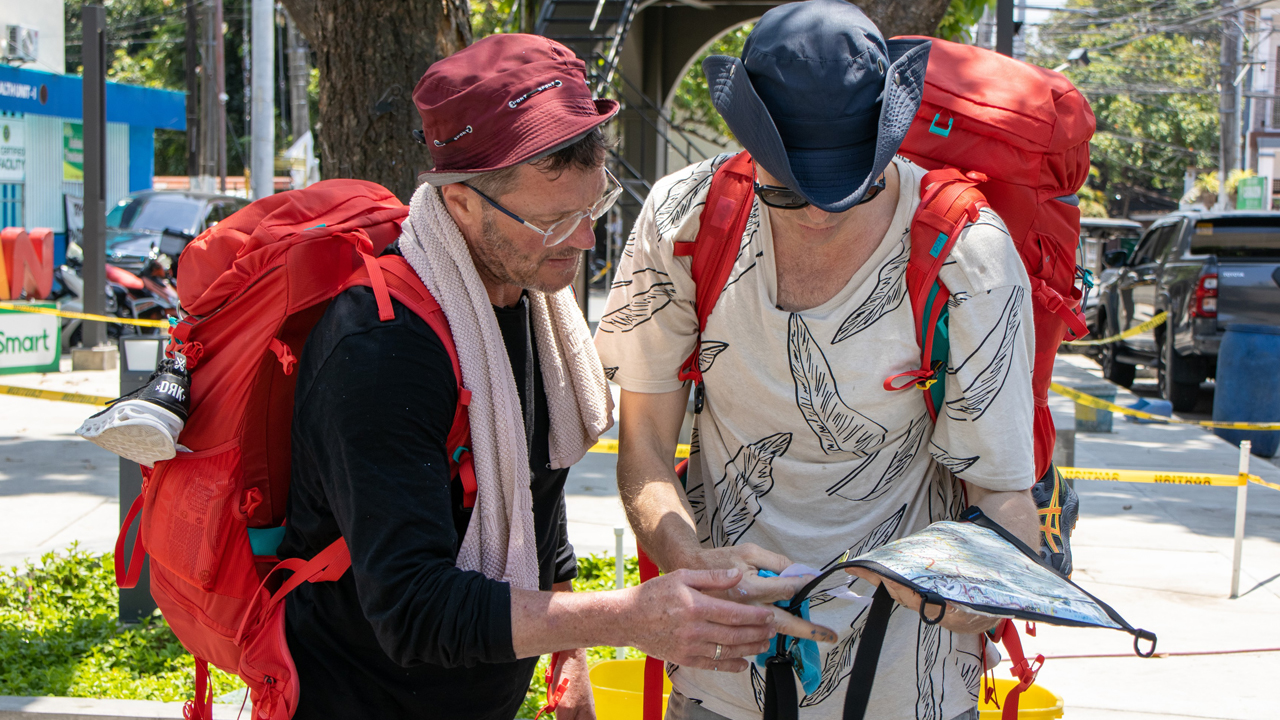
1088, 210, 1280, 411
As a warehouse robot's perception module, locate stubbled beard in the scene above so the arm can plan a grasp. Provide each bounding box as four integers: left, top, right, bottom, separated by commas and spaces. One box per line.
472, 208, 581, 293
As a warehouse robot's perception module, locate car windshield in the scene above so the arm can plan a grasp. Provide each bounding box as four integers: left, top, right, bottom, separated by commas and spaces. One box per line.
1189, 218, 1280, 258
106, 195, 203, 235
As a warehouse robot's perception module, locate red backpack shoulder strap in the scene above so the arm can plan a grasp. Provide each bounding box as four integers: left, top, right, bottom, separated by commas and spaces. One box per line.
343, 255, 477, 508
672, 151, 756, 406
886, 167, 989, 419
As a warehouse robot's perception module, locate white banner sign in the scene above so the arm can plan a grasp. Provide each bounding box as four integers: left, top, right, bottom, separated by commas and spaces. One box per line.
0, 118, 24, 183
0, 310, 59, 372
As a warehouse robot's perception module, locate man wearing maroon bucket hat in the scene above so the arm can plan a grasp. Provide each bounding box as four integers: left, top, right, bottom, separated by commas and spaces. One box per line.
278, 34, 832, 720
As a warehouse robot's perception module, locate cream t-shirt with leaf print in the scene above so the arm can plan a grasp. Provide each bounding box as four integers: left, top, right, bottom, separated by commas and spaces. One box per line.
595, 154, 1036, 720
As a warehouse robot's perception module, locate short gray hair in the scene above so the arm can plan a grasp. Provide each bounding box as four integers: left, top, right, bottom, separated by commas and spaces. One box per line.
467, 127, 613, 199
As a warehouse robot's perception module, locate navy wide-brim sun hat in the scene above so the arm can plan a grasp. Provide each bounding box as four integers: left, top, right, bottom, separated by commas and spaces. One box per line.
703, 0, 931, 213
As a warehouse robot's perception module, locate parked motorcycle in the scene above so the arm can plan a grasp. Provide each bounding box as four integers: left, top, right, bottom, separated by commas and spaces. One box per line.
51, 240, 181, 352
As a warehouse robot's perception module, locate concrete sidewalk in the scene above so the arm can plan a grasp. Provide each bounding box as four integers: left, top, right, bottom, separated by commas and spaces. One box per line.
1034, 354, 1280, 720
1, 352, 1277, 719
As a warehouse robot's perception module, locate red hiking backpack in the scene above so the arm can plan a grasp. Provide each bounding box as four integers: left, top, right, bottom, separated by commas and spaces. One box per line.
113, 179, 476, 720
641, 39, 1095, 720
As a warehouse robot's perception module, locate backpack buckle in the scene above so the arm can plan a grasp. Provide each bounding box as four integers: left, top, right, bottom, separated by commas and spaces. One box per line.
693, 382, 706, 414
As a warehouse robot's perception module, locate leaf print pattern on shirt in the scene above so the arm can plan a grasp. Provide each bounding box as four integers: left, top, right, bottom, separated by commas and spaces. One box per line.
603, 366, 618, 381
789, 314, 887, 456
808, 504, 908, 609
945, 285, 1025, 422
800, 604, 874, 707
831, 235, 908, 344
698, 341, 729, 373
652, 153, 733, 236
833, 414, 929, 502
917, 621, 944, 720
750, 661, 767, 711
598, 268, 677, 333
700, 433, 792, 547
722, 203, 761, 291
929, 441, 978, 475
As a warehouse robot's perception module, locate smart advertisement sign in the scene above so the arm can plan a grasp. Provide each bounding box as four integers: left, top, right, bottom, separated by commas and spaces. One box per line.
0, 303, 60, 374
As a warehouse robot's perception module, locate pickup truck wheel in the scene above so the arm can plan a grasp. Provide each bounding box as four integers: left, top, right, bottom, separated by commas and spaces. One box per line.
1160, 338, 1201, 412
1100, 341, 1136, 388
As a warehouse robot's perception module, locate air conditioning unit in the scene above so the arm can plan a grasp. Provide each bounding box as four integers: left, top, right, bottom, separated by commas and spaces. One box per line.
4, 26, 37, 63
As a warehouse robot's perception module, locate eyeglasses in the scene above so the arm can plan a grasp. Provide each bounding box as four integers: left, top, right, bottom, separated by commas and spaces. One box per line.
464, 168, 624, 247
753, 175, 887, 210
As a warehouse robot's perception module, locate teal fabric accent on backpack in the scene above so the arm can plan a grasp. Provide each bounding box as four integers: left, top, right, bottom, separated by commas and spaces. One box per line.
929, 232, 948, 258
247, 526, 287, 557
920, 283, 951, 413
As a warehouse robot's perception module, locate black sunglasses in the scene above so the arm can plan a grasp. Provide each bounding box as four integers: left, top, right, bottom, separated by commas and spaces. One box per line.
753, 175, 887, 210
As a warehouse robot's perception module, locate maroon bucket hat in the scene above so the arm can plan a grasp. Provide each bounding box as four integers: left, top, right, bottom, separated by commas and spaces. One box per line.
414, 34, 619, 185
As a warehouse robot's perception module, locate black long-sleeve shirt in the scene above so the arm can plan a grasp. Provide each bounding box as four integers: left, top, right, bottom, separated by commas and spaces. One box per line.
279, 284, 576, 720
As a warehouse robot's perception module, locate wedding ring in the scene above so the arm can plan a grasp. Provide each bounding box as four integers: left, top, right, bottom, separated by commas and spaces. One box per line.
713, 643, 724, 661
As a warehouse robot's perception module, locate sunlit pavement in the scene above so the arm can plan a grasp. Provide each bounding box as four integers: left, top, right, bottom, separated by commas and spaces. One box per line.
2, 343, 1276, 718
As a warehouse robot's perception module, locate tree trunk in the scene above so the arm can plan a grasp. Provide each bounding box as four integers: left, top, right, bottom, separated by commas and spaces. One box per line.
853, 0, 952, 40
281, 0, 471, 202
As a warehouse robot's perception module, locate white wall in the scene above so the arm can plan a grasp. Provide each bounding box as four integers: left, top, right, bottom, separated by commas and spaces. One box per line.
0, 0, 65, 75
23, 115, 129, 233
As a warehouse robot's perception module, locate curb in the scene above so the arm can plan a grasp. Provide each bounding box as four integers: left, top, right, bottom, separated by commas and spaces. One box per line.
0, 697, 242, 720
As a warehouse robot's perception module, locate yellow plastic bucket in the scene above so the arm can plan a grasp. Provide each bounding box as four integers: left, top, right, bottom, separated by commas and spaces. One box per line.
979, 678, 1064, 720
590, 660, 1062, 720
591, 659, 670, 720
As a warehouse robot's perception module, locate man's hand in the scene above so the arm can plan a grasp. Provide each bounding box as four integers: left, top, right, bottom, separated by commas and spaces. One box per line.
680, 543, 835, 643
550, 649, 596, 720
622, 567, 838, 672
844, 568, 1006, 635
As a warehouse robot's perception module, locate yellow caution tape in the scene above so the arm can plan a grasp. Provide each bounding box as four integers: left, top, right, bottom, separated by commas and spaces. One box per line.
0, 301, 171, 329
5, 383, 1279, 493
1250, 476, 1280, 492
1064, 311, 1166, 346
1059, 466, 1248, 487
0, 384, 112, 406
589, 437, 691, 459
1050, 382, 1280, 430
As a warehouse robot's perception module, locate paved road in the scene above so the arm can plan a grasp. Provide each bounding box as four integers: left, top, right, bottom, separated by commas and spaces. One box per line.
2, 351, 1277, 719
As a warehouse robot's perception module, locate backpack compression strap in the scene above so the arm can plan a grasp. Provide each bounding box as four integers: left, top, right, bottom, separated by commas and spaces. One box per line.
673, 151, 756, 413
344, 255, 477, 507
883, 168, 989, 420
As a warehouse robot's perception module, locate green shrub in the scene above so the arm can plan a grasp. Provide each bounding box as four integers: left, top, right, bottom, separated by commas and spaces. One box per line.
0, 544, 243, 702
0, 545, 642, 717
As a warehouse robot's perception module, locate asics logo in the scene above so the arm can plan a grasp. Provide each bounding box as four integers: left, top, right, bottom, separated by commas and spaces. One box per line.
155, 381, 186, 402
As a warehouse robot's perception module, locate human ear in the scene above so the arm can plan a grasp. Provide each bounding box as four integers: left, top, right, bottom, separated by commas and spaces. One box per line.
439, 183, 483, 234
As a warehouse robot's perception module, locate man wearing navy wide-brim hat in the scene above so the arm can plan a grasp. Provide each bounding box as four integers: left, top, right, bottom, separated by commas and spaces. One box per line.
598, 1, 1040, 718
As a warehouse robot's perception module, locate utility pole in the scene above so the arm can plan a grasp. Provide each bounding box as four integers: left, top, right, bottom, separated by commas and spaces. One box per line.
81, 4, 107, 350
996, 0, 1015, 57
185, 0, 200, 181
1220, 1, 1240, 209
251, 0, 275, 200
286, 12, 310, 142
214, 0, 227, 192
200, 0, 217, 189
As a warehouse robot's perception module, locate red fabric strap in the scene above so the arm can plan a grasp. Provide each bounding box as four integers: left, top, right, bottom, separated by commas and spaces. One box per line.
114, 494, 146, 589
534, 652, 569, 720
183, 659, 213, 720
236, 538, 352, 645
675, 152, 756, 386
636, 546, 664, 720
992, 618, 1045, 720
